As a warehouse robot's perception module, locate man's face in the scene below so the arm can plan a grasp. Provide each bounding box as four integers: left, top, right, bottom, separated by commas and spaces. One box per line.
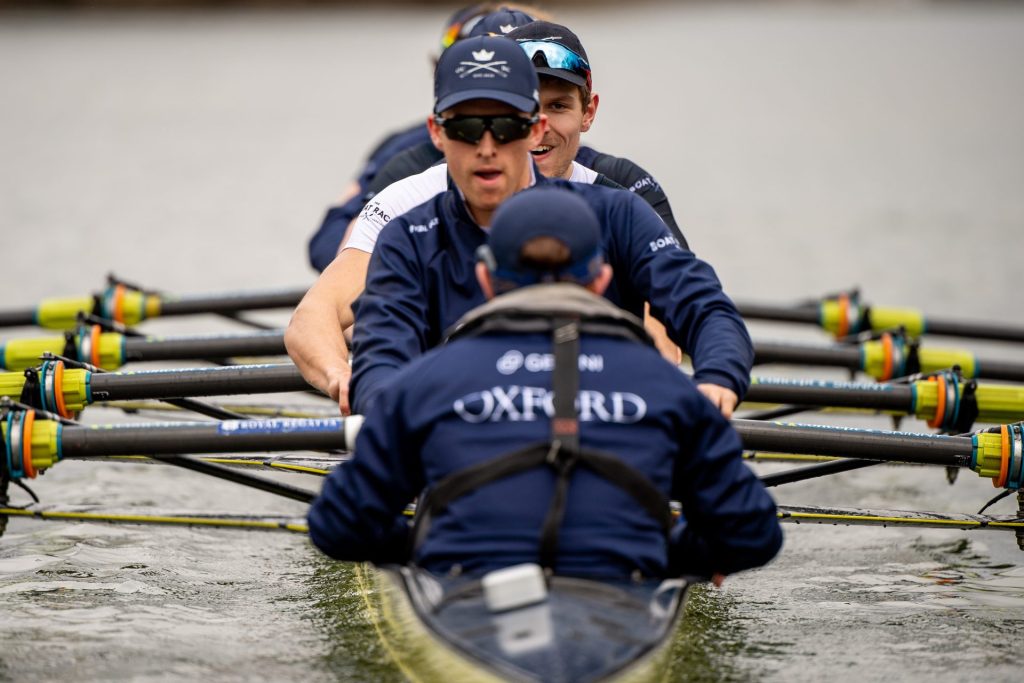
428, 100, 547, 224
530, 78, 598, 180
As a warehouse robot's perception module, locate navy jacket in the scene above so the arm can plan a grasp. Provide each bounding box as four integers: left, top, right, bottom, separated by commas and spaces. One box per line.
308, 326, 782, 578
350, 177, 753, 414
308, 141, 686, 272
307, 122, 431, 272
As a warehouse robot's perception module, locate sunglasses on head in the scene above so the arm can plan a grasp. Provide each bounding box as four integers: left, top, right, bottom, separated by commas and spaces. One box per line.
517, 40, 592, 90
433, 114, 539, 145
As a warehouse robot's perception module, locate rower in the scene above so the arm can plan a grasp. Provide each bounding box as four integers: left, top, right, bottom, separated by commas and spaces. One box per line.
307, 186, 782, 581
307, 20, 687, 362
307, 3, 541, 273
287, 35, 752, 417
343, 20, 689, 363
347, 21, 685, 253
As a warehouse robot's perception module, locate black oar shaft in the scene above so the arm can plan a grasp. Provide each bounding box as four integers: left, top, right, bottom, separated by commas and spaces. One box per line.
745, 380, 913, 412
753, 341, 862, 371
733, 419, 973, 467
925, 318, 1024, 344
122, 331, 286, 362
157, 289, 305, 317
976, 359, 1024, 384
59, 419, 351, 456
739, 303, 820, 325
89, 364, 310, 401
760, 459, 879, 487
144, 454, 316, 503
0, 309, 36, 327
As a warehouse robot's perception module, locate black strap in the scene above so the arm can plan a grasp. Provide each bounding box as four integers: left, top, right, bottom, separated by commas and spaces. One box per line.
537, 318, 581, 569
411, 317, 670, 572
409, 442, 550, 557
410, 442, 673, 569
550, 318, 580, 451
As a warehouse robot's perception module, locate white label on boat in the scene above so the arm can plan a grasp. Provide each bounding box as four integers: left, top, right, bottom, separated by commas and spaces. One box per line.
754, 377, 894, 391
217, 418, 343, 435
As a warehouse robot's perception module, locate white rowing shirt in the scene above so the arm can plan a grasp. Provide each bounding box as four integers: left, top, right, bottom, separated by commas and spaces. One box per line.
344, 161, 600, 254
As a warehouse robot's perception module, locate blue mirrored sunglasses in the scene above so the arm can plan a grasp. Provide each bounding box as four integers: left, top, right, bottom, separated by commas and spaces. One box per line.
517, 40, 592, 90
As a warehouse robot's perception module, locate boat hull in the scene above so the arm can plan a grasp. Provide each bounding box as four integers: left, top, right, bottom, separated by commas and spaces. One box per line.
355, 563, 691, 683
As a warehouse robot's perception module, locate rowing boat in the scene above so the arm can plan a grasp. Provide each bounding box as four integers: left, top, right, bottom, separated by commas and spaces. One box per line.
2, 282, 1024, 681
356, 563, 690, 683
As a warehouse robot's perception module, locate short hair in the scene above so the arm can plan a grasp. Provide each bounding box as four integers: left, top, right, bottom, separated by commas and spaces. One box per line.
539, 74, 592, 109
518, 236, 572, 273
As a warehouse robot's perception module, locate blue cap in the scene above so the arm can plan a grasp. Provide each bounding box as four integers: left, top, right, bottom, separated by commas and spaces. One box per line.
485, 187, 604, 287
434, 36, 540, 115
467, 8, 535, 38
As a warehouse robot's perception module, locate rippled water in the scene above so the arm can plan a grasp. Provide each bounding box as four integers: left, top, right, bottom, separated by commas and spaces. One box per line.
2, 3, 1024, 681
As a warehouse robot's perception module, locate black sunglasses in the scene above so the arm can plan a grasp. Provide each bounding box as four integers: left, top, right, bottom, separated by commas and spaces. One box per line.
434, 114, 539, 145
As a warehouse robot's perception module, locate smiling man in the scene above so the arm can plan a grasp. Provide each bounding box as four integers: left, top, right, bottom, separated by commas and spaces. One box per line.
285, 35, 752, 419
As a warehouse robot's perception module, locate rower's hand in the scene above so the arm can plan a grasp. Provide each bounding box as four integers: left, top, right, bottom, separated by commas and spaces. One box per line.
697, 383, 739, 419
326, 366, 353, 416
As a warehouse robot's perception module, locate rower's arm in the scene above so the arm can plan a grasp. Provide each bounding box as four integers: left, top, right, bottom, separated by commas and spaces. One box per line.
349, 227, 432, 414
621, 195, 753, 398
285, 248, 371, 414
308, 378, 425, 564
668, 398, 783, 578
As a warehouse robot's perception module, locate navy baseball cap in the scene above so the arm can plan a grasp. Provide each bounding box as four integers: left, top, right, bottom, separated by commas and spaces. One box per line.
434, 35, 540, 115
485, 187, 604, 287
506, 21, 592, 90
467, 8, 535, 38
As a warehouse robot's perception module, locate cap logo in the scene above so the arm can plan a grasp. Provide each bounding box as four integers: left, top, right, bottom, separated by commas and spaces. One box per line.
499, 24, 514, 34
457, 50, 511, 79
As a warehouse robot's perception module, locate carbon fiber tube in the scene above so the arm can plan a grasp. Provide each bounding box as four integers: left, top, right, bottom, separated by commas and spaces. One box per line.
60, 418, 352, 456
157, 288, 306, 317
0, 309, 37, 328
738, 302, 821, 325
140, 454, 317, 503
88, 364, 311, 401
745, 379, 912, 412
972, 358, 1024, 383
753, 340, 863, 370
733, 419, 973, 467
924, 317, 1024, 344
122, 331, 286, 362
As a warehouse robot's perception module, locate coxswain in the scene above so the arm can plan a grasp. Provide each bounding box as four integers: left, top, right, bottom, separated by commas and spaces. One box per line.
286, 35, 752, 417
307, 186, 782, 581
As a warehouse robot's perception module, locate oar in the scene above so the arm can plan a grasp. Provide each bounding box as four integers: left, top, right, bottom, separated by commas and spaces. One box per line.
0, 506, 310, 533
0, 283, 306, 330
744, 375, 1024, 430
2, 502, 1020, 537
738, 292, 1024, 343
0, 325, 288, 371
5, 325, 1024, 387
753, 336, 1024, 383
0, 361, 313, 417
6, 409, 1020, 490
731, 418, 1024, 487
1, 405, 364, 504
